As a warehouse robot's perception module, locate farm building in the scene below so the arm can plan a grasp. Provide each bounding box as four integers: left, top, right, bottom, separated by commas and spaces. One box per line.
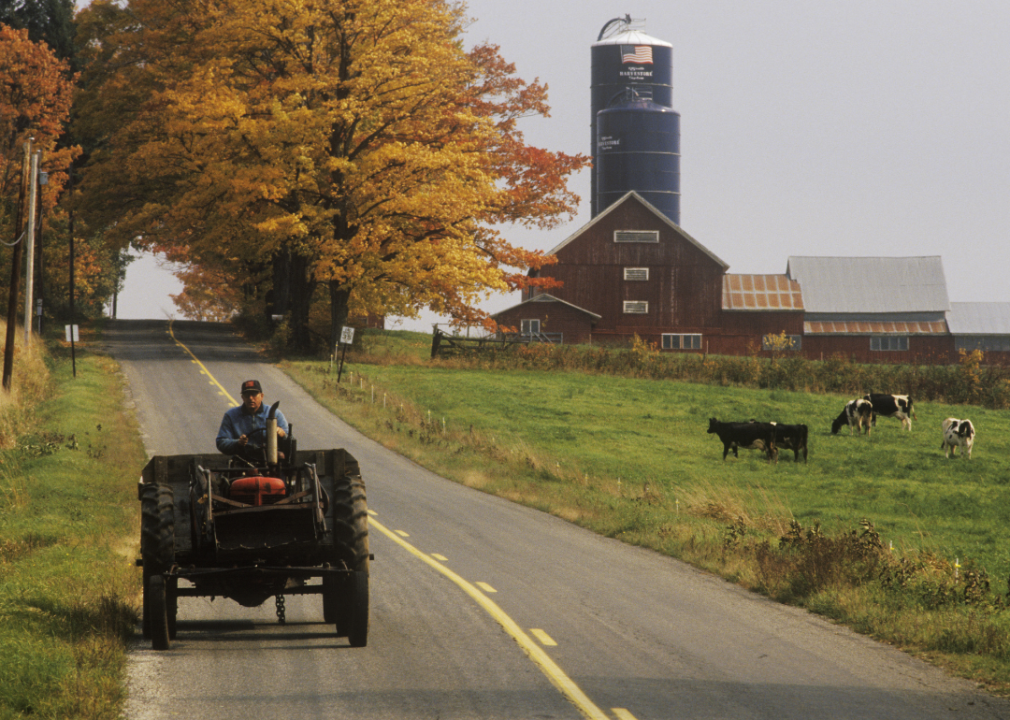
491, 192, 1010, 364
947, 303, 1010, 354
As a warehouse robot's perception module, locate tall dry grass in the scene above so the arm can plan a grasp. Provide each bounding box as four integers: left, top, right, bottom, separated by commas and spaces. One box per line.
0, 317, 51, 449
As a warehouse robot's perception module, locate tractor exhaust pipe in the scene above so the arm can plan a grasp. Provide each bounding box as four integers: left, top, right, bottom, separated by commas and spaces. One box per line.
267, 401, 280, 465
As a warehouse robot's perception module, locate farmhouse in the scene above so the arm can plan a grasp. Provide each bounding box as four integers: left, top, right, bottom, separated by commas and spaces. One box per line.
492, 192, 1010, 364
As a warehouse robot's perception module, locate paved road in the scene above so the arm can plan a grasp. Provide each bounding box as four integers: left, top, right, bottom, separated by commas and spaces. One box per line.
106, 319, 1010, 720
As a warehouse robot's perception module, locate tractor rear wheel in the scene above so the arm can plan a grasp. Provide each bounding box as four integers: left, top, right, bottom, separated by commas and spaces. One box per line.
147, 574, 171, 651
141, 483, 175, 644
329, 474, 369, 646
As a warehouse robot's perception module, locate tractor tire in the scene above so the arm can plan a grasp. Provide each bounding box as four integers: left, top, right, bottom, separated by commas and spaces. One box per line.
341, 570, 369, 648
141, 484, 175, 642
146, 574, 171, 651
329, 474, 369, 646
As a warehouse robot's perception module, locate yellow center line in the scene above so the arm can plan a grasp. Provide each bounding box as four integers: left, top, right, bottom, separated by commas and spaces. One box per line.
370, 517, 610, 720
530, 628, 558, 647
612, 709, 639, 720
167, 320, 238, 407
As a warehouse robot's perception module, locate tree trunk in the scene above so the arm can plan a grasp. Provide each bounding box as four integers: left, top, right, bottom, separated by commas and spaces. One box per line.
287, 253, 314, 352
329, 282, 351, 354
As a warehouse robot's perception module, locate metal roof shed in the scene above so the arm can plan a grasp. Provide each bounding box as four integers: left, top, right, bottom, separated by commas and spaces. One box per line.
946, 303, 1010, 335
946, 303, 1010, 352
786, 256, 950, 315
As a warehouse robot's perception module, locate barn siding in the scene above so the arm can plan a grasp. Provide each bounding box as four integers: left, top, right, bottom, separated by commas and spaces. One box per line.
541, 197, 725, 333
493, 301, 595, 345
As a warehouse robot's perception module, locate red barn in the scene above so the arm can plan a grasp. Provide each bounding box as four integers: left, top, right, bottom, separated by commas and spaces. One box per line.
493, 192, 803, 353
490, 192, 1010, 364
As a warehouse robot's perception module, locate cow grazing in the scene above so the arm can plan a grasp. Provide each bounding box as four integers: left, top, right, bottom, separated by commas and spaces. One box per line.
864, 393, 915, 431
831, 398, 873, 435
941, 418, 975, 459
707, 418, 778, 461
771, 422, 809, 462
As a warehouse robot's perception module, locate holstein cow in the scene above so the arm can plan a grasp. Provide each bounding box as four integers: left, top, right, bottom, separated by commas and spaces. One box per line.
831, 398, 873, 435
770, 421, 809, 462
864, 393, 915, 431
941, 418, 975, 459
707, 418, 778, 462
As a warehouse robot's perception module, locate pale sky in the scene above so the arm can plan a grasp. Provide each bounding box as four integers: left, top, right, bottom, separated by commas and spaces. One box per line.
112, 1, 1010, 331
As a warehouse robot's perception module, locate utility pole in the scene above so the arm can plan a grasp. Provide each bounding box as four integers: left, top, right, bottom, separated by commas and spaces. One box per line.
23, 150, 40, 346
68, 161, 76, 378
3, 140, 32, 391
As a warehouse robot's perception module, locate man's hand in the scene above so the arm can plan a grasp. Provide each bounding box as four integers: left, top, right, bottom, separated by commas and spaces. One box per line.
238, 434, 249, 446
277, 428, 287, 438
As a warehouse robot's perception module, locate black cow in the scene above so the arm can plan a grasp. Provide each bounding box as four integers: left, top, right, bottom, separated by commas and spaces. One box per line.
864, 393, 915, 431
707, 418, 778, 461
831, 398, 873, 435
771, 422, 808, 462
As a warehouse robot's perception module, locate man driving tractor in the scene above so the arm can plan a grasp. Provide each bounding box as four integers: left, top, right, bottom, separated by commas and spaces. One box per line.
216, 379, 289, 462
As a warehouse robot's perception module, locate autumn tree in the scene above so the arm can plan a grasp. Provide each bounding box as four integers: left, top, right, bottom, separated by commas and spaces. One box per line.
75, 0, 587, 350
0, 24, 78, 318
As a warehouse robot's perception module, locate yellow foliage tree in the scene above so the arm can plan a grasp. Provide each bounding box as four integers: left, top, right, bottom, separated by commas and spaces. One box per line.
75, 0, 588, 349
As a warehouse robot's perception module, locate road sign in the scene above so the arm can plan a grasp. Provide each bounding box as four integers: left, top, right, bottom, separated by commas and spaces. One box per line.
340, 326, 355, 345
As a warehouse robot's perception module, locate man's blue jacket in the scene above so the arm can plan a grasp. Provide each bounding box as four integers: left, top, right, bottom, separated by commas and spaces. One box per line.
216, 404, 289, 455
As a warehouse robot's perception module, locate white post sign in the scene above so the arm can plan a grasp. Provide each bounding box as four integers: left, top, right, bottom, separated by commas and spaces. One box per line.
64, 324, 79, 342
336, 326, 354, 382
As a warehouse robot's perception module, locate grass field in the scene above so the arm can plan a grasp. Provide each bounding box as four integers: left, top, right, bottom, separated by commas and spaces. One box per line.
282, 330, 1010, 691
0, 327, 142, 720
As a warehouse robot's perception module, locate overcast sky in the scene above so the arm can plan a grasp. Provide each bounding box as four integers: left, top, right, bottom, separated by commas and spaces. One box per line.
116, 1, 1010, 330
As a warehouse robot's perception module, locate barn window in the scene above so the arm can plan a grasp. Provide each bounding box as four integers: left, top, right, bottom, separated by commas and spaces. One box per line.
614, 230, 659, 243
623, 301, 649, 314
521, 319, 540, 335
870, 336, 908, 351
662, 334, 702, 350
761, 335, 802, 351
624, 267, 649, 281
956, 336, 1010, 352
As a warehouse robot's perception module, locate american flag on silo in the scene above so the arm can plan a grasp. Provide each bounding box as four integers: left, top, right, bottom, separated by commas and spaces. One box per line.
621, 45, 653, 64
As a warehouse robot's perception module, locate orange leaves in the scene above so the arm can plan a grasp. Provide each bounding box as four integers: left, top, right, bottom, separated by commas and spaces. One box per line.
74, 0, 590, 340
0, 25, 76, 200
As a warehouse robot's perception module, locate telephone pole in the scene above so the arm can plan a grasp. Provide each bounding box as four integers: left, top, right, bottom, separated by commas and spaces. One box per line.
3, 139, 33, 391
23, 149, 40, 346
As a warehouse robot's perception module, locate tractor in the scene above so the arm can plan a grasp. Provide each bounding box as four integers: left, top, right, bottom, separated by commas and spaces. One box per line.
138, 407, 369, 649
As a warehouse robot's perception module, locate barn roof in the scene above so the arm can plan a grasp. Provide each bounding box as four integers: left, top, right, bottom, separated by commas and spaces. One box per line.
722, 275, 804, 311
548, 192, 730, 270
490, 293, 602, 321
946, 303, 1010, 335
786, 256, 950, 314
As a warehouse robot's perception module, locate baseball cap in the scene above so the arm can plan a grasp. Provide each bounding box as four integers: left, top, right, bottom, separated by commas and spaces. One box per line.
240, 379, 263, 395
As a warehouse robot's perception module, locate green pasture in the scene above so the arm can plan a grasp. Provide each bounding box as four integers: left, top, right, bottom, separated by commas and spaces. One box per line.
315, 362, 1009, 580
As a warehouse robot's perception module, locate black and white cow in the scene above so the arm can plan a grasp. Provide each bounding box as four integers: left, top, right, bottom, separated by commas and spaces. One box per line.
941, 418, 975, 459
770, 422, 809, 462
831, 398, 873, 435
707, 418, 778, 461
864, 393, 915, 431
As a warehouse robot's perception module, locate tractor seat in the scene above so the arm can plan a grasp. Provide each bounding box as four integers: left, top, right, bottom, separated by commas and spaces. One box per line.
229, 475, 287, 506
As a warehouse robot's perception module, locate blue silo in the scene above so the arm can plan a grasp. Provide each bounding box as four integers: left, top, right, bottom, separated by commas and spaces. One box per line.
596, 98, 681, 225
591, 17, 680, 224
